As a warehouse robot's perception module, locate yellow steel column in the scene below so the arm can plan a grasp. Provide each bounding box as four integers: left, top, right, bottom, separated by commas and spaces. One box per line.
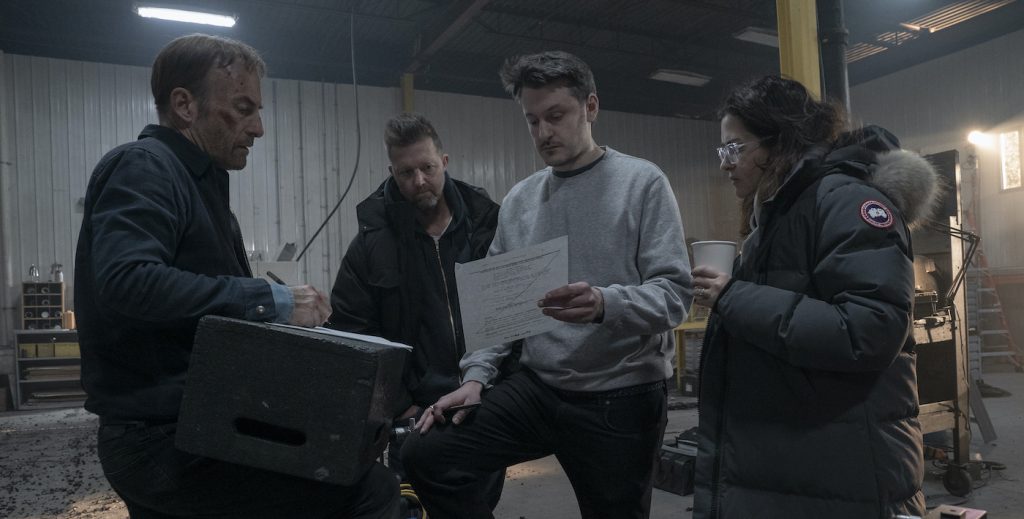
401, 73, 415, 112
776, 0, 821, 99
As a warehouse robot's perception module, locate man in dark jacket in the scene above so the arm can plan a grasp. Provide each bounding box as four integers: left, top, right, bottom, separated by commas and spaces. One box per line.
75, 34, 398, 518
328, 113, 504, 504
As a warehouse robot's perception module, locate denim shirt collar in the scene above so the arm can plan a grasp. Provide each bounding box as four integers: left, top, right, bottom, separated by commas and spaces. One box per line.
138, 124, 215, 179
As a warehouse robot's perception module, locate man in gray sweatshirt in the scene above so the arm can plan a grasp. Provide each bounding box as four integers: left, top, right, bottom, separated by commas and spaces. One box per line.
402, 50, 692, 519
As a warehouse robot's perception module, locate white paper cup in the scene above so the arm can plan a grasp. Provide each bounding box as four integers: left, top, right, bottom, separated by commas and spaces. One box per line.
691, 241, 737, 274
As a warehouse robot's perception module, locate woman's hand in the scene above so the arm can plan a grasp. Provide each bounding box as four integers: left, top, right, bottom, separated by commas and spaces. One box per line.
691, 266, 731, 308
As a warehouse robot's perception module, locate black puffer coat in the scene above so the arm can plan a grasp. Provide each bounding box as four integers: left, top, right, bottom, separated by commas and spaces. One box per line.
693, 127, 938, 518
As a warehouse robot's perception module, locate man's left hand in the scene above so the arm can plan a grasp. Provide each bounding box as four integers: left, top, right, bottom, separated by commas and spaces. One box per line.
538, 282, 604, 323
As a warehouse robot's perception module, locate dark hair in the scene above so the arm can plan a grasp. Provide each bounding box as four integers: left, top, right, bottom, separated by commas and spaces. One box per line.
151, 34, 266, 118
718, 75, 847, 236
384, 113, 443, 155
499, 51, 596, 102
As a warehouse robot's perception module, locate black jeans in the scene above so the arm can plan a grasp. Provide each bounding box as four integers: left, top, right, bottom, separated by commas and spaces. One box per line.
97, 421, 400, 519
388, 413, 506, 510
401, 369, 668, 519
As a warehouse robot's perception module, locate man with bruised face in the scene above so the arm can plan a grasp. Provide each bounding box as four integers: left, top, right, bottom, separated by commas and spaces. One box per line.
74, 34, 399, 518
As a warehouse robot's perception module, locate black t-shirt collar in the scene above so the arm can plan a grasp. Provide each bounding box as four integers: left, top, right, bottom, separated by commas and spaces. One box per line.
552, 147, 607, 179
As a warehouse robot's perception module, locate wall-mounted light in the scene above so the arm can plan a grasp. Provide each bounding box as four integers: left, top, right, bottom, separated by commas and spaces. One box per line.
967, 130, 994, 147
134, 4, 237, 27
649, 69, 711, 87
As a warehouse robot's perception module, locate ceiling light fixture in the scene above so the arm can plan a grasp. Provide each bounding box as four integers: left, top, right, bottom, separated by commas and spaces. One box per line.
733, 26, 779, 47
649, 69, 712, 87
899, 22, 935, 34
134, 4, 237, 27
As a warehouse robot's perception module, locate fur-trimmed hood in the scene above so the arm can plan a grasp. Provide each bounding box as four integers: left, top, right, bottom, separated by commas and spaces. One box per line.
817, 125, 944, 229
870, 149, 943, 228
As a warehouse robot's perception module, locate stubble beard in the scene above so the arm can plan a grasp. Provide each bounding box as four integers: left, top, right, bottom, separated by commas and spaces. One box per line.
415, 193, 439, 212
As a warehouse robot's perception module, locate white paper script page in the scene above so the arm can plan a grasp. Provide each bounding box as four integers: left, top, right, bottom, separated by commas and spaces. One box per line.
455, 235, 568, 352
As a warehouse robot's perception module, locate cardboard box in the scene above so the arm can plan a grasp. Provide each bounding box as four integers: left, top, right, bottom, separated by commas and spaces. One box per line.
18, 343, 37, 358
54, 342, 79, 357
926, 504, 988, 518
35, 343, 55, 357
176, 316, 407, 485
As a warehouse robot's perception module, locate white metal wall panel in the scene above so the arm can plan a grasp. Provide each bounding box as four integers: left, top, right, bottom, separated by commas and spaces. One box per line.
299, 80, 327, 284
413, 89, 542, 201
0, 51, 13, 375
597, 109, 729, 242
852, 28, 1024, 269
0, 54, 726, 352
413, 89, 729, 242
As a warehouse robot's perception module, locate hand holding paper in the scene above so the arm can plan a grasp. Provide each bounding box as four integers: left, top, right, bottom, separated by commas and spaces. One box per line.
538, 282, 604, 323
455, 236, 568, 351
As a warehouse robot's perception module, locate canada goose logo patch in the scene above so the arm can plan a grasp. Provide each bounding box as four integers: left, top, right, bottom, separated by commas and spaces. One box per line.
860, 200, 893, 228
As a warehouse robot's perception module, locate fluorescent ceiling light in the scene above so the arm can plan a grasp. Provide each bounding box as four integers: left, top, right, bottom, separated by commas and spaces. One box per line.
733, 26, 779, 47
899, 22, 935, 34
649, 69, 711, 87
135, 5, 237, 27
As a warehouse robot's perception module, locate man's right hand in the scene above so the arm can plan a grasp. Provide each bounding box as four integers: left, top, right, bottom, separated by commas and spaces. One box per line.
288, 285, 330, 327
416, 381, 483, 434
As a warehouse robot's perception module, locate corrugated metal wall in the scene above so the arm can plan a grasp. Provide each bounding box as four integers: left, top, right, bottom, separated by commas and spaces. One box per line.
851, 28, 1024, 269
850, 28, 1024, 379
0, 53, 724, 358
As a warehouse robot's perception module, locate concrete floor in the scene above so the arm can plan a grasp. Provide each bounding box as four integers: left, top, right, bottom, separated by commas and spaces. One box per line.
1, 372, 1022, 519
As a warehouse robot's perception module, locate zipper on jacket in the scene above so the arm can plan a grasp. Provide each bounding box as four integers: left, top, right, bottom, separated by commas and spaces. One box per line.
434, 240, 459, 364
699, 315, 728, 519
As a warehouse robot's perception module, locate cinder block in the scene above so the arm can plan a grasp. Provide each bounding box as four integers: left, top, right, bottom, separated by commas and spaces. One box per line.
176, 316, 407, 485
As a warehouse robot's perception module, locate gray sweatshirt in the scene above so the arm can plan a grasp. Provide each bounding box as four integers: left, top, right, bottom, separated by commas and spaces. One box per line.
461, 147, 692, 391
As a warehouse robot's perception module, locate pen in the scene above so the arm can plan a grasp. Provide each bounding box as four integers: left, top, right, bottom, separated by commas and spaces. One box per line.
266, 271, 286, 285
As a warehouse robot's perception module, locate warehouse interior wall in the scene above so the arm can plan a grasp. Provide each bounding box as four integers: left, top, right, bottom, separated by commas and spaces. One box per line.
0, 51, 728, 379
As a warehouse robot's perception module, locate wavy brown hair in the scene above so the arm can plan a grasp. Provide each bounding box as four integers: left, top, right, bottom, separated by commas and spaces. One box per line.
718, 76, 848, 236
499, 50, 596, 103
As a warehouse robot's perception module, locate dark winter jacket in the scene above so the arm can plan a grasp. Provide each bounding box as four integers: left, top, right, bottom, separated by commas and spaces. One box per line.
75, 125, 277, 421
693, 127, 938, 518
328, 174, 499, 416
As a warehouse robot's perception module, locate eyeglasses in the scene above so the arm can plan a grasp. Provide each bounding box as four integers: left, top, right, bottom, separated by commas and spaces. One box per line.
716, 139, 764, 165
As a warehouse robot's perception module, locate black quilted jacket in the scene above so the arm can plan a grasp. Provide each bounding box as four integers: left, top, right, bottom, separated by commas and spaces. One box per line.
693, 127, 938, 518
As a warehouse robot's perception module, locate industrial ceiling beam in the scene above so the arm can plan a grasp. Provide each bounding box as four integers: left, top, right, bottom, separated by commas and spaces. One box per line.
663, 0, 771, 20
235, 0, 416, 24
482, 4, 773, 65
471, 24, 757, 83
406, 0, 491, 74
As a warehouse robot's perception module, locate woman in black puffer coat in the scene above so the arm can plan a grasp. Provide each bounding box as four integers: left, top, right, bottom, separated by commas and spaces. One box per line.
691, 76, 939, 519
